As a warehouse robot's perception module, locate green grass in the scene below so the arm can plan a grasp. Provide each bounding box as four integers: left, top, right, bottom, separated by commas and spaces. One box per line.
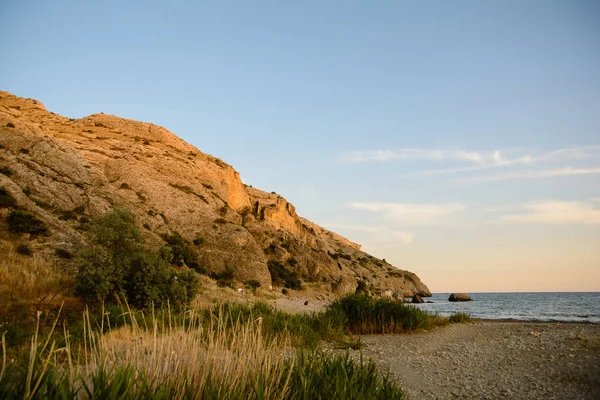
448, 312, 474, 323
0, 305, 405, 399
328, 294, 448, 334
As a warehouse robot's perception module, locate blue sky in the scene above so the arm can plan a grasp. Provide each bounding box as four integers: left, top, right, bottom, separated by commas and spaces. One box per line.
2, 1, 599, 291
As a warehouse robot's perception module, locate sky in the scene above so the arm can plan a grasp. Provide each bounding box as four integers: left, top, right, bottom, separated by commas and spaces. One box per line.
1, 1, 599, 292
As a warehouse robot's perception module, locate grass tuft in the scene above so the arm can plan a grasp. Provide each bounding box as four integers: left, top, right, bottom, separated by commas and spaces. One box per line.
448, 312, 474, 323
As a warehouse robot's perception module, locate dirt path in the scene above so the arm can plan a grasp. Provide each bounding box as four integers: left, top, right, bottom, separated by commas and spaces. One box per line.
334, 321, 600, 399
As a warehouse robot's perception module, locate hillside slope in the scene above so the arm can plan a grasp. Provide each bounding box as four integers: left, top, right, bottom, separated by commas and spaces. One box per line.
0, 91, 431, 299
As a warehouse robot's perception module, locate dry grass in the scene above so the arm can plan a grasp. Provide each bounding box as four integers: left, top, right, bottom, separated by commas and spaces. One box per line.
91, 306, 292, 397
0, 304, 405, 399
0, 244, 73, 317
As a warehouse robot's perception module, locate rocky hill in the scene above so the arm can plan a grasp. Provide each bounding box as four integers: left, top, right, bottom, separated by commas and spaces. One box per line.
0, 91, 431, 299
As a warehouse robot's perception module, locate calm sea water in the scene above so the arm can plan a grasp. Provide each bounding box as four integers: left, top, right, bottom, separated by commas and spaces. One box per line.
415, 292, 600, 323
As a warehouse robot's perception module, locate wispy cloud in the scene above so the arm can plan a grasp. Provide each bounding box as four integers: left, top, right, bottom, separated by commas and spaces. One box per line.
503, 200, 600, 225
456, 166, 600, 183
338, 146, 600, 165
338, 145, 600, 183
348, 202, 467, 225
337, 148, 515, 164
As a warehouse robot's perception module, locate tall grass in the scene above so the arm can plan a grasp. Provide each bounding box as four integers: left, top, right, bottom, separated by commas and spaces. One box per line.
328, 294, 448, 334
0, 246, 75, 348
0, 304, 405, 399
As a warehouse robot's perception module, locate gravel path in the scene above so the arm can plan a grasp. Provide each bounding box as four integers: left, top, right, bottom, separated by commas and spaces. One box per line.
336, 321, 600, 400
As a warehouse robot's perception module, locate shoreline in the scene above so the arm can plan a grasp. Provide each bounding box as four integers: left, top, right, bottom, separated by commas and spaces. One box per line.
472, 317, 600, 325
274, 295, 600, 324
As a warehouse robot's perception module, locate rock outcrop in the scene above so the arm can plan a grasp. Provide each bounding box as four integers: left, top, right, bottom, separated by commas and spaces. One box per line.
449, 293, 472, 302
0, 91, 431, 298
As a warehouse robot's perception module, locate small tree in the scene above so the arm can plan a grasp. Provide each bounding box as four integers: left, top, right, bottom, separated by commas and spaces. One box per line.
76, 208, 199, 309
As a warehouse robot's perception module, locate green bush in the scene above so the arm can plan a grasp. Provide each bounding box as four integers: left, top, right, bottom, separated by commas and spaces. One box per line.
160, 231, 204, 273
16, 243, 32, 255
75, 208, 199, 309
0, 166, 12, 176
58, 211, 77, 221
0, 186, 17, 208
73, 205, 85, 214
328, 294, 447, 334
210, 266, 235, 288
6, 122, 15, 128
55, 248, 73, 259
7, 210, 49, 235
449, 312, 474, 323
245, 279, 261, 290
267, 260, 302, 290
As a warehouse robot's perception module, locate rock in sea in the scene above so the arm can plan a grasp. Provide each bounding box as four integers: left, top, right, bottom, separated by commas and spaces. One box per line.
412, 294, 425, 303
448, 293, 472, 302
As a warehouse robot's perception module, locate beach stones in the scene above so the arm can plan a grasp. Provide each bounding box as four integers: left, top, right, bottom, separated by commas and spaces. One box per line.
449, 293, 472, 302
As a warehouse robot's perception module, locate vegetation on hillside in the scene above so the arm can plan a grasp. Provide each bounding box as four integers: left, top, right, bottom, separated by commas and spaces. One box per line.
75, 208, 199, 309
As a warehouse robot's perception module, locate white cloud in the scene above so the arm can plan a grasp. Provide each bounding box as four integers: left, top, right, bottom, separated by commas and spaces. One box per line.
503, 200, 600, 225
338, 146, 600, 165
456, 166, 600, 183
337, 148, 513, 164
416, 155, 533, 176
348, 202, 467, 225
338, 146, 600, 183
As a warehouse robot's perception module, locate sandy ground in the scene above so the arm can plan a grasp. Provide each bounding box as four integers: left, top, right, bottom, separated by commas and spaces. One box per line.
332, 321, 600, 400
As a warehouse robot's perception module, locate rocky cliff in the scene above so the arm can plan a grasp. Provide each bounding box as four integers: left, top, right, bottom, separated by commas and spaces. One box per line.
0, 91, 431, 298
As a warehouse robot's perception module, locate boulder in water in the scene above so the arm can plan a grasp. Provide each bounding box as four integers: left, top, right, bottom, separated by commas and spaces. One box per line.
449, 293, 472, 302
412, 294, 424, 303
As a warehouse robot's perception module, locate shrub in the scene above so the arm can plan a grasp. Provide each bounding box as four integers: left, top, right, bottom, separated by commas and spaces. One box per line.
214, 217, 227, 224
16, 243, 32, 255
0, 186, 17, 208
73, 205, 85, 214
94, 122, 105, 127
328, 294, 448, 334
193, 237, 205, 246
160, 231, 203, 272
267, 260, 302, 290
7, 210, 49, 235
55, 248, 73, 259
210, 266, 235, 288
245, 279, 261, 290
0, 166, 13, 176
449, 312, 474, 323
58, 211, 77, 221
355, 280, 368, 294
75, 208, 199, 309
6, 122, 15, 128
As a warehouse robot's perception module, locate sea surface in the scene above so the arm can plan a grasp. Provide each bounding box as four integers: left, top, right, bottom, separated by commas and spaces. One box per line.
416, 292, 600, 323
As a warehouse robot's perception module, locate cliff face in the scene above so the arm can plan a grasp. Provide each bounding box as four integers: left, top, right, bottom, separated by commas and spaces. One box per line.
0, 91, 431, 298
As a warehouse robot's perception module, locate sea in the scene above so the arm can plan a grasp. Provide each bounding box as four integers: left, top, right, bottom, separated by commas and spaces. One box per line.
415, 292, 600, 323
